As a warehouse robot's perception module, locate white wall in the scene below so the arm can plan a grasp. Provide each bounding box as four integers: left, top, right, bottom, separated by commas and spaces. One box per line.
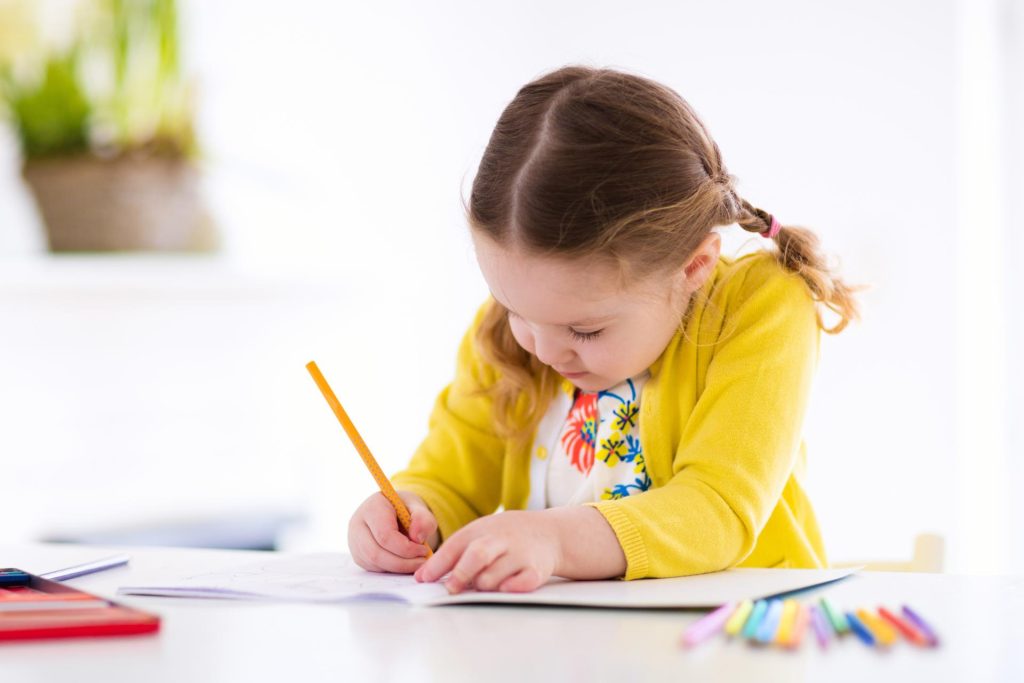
1005, 0, 1024, 575
1, 0, 1017, 572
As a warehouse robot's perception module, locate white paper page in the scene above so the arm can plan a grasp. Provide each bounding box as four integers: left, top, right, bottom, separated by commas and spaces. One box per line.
119, 553, 859, 609
430, 566, 861, 608
119, 553, 449, 604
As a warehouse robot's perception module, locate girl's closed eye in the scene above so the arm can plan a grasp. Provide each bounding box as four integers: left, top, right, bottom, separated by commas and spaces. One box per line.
569, 328, 603, 342
505, 305, 602, 341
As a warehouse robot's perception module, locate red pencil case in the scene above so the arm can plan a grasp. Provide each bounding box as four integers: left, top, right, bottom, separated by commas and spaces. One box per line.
0, 570, 160, 642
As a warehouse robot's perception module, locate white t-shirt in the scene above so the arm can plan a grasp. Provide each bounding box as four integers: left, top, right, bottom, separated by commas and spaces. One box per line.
526, 372, 652, 509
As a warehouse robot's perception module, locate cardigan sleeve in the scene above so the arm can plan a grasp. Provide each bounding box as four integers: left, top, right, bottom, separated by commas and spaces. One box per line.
390, 303, 507, 543
584, 261, 820, 579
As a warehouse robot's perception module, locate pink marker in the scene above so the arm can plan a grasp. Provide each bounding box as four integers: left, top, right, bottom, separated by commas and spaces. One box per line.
682, 602, 737, 648
786, 603, 811, 649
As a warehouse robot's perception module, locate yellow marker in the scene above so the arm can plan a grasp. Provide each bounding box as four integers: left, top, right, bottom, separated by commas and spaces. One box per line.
857, 608, 896, 646
724, 599, 754, 635
775, 599, 799, 645
306, 361, 432, 558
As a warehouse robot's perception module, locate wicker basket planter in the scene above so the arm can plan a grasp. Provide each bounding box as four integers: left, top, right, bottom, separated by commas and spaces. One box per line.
23, 155, 217, 252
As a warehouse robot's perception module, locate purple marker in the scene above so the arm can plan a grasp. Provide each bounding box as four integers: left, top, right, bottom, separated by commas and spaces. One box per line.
682, 602, 737, 648
901, 605, 939, 647
809, 604, 831, 649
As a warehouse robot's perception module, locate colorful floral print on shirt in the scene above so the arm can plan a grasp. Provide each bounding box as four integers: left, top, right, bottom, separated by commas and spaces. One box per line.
529, 373, 653, 507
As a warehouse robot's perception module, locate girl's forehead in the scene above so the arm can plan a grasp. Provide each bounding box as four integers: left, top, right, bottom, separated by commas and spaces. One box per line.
473, 234, 643, 324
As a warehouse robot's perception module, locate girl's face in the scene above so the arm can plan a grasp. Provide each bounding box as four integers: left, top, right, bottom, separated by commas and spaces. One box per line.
473, 232, 721, 392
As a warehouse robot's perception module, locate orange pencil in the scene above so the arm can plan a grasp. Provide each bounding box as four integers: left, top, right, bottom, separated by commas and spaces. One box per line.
306, 361, 433, 558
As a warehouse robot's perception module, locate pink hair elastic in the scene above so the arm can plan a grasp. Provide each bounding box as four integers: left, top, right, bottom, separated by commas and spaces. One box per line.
762, 215, 781, 239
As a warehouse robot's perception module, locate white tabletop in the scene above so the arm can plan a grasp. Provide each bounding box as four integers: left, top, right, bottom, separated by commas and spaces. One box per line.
1, 544, 1021, 683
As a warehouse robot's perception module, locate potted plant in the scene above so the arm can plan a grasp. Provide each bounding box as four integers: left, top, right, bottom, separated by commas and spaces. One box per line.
0, 0, 216, 251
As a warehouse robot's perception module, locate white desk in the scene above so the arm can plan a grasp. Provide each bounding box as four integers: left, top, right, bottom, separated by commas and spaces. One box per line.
1, 544, 1020, 682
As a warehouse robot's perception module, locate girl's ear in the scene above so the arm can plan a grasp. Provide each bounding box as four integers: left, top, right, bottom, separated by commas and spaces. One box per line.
682, 232, 722, 291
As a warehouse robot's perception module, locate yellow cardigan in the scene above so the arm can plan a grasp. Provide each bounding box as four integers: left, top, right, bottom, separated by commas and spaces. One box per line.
391, 251, 827, 580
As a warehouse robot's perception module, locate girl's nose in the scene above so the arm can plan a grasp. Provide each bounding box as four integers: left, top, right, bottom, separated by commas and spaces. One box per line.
532, 332, 574, 367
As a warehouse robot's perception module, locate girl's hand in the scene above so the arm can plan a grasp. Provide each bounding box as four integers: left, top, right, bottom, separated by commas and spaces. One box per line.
413, 510, 561, 593
348, 491, 439, 574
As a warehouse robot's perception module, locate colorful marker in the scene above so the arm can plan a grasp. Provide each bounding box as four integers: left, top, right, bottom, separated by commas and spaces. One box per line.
809, 604, 831, 649
682, 602, 736, 648
857, 608, 896, 646
741, 600, 769, 640
725, 599, 754, 636
878, 606, 928, 646
775, 599, 799, 645
846, 611, 876, 647
672, 596, 940, 652
787, 603, 811, 649
756, 599, 784, 643
820, 597, 849, 634
902, 605, 939, 647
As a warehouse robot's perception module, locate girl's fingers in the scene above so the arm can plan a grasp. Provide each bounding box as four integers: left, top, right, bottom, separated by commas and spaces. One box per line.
443, 540, 505, 595
366, 499, 428, 558
349, 523, 384, 573
498, 567, 544, 593
397, 492, 438, 546
365, 545, 428, 575
470, 554, 522, 592
414, 531, 467, 583
373, 525, 428, 559
407, 505, 438, 545
374, 552, 428, 575
356, 522, 427, 574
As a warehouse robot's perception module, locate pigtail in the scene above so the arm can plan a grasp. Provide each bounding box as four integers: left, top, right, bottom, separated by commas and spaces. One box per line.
736, 198, 861, 334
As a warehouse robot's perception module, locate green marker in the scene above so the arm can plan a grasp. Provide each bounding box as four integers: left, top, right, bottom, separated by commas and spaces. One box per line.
819, 597, 849, 633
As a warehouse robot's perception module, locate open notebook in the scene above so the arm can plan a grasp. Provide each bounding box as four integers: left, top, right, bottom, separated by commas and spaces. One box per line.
118, 554, 858, 609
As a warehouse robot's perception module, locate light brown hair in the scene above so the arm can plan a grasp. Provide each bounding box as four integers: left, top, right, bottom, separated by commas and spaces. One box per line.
467, 66, 859, 439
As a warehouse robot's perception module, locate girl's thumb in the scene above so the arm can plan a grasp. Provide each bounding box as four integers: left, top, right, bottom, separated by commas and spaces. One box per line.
406, 501, 437, 544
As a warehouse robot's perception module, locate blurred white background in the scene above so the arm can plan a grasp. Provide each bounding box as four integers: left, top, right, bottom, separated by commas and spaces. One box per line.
1, 0, 1019, 573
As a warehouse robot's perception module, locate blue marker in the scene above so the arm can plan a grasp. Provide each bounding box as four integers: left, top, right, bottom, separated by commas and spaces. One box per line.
755, 599, 785, 643
846, 611, 876, 647
741, 600, 769, 640
0, 569, 32, 586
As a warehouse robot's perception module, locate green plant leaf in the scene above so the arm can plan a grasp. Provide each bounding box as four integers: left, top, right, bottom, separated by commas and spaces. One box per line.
8, 52, 91, 157
3, 0, 197, 159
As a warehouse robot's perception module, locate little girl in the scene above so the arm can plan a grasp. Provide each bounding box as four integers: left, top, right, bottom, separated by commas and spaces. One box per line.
347, 66, 858, 593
